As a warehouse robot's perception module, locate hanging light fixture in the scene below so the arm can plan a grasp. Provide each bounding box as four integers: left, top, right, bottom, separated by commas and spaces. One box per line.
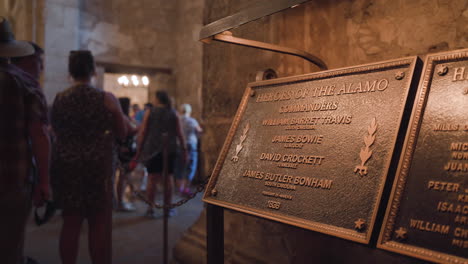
118, 75, 130, 86
117, 74, 149, 87
142, 76, 149, 86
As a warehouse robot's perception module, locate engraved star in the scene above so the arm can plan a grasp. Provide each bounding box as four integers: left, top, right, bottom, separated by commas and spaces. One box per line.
395, 227, 407, 240
354, 218, 366, 231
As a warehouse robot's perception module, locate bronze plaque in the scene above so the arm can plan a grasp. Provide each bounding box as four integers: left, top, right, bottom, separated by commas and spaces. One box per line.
378, 49, 468, 262
204, 57, 420, 243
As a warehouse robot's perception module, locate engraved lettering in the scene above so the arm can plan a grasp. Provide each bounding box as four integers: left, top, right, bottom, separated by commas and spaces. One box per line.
321, 115, 352, 125
451, 142, 468, 151
261, 191, 292, 200
452, 239, 468, 248
454, 227, 468, 238
262, 117, 321, 126
293, 176, 333, 189
458, 195, 468, 203
271, 135, 323, 144
455, 215, 468, 225
317, 85, 335, 96
437, 202, 468, 215
242, 170, 264, 180
365, 80, 377, 92
279, 102, 338, 114
377, 78, 389, 91
427, 181, 460, 192
283, 143, 304, 149
278, 193, 293, 200
434, 124, 459, 131
252, 172, 333, 190
409, 219, 450, 234
452, 152, 468, 160
281, 154, 324, 165
443, 162, 468, 172
267, 200, 281, 210
264, 181, 296, 190
337, 79, 388, 95
453, 67, 467, 81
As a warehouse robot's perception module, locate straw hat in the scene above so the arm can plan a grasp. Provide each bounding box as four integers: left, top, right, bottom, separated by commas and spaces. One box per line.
0, 17, 34, 58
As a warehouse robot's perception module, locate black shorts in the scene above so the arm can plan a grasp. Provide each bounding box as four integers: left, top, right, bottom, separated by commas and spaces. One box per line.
145, 153, 176, 174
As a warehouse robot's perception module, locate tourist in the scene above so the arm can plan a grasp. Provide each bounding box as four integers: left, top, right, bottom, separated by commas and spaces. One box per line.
11, 41, 44, 82
50, 50, 127, 264
132, 104, 144, 125
116, 97, 138, 211
0, 18, 50, 264
134, 90, 187, 217
175, 104, 202, 196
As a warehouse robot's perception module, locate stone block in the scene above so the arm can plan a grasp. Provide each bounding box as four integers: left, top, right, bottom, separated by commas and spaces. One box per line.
45, 27, 78, 56
63, 6, 80, 31
45, 0, 79, 8
45, 3, 65, 28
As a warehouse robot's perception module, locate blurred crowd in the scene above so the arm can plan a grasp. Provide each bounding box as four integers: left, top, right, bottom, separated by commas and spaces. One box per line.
0, 18, 202, 264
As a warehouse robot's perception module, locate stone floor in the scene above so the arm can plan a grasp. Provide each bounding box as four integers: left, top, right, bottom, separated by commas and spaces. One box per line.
24, 193, 204, 264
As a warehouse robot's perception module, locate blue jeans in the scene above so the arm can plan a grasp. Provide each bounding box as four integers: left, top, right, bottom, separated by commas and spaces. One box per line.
175, 150, 198, 182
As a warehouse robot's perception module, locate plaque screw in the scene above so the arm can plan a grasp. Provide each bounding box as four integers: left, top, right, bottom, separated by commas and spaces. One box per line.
395, 227, 407, 240
437, 65, 448, 76
354, 218, 366, 232
211, 189, 218, 197
395, 71, 405, 80
250, 90, 256, 97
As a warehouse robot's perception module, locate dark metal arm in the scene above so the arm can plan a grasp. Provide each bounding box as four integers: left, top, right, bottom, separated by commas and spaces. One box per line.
205, 31, 328, 70
199, 0, 312, 40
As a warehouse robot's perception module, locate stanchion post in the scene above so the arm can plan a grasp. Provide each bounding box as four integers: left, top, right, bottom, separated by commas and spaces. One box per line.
207, 204, 224, 264
162, 133, 169, 264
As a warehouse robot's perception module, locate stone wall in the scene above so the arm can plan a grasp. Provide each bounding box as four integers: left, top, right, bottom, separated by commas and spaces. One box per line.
78, 0, 204, 112
0, 0, 39, 42
174, 0, 468, 263
79, 0, 177, 69
42, 0, 80, 103
40, 0, 204, 111
1, 0, 45, 87
173, 0, 205, 119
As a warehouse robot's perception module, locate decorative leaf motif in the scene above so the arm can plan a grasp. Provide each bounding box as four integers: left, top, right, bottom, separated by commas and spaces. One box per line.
355, 118, 378, 176
368, 118, 377, 135
364, 134, 375, 147
236, 145, 243, 153
232, 123, 250, 163
360, 148, 372, 163
240, 135, 247, 142
243, 123, 250, 134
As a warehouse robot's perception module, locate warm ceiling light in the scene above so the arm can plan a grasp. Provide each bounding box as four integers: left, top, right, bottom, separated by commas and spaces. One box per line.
118, 75, 129, 86
131, 75, 139, 86
123, 76, 129, 86
142, 76, 149, 86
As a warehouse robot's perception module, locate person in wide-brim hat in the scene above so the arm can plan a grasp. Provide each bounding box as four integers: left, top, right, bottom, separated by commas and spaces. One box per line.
0, 17, 33, 58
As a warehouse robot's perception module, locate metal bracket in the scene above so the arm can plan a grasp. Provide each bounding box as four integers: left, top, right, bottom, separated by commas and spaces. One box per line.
203, 31, 327, 70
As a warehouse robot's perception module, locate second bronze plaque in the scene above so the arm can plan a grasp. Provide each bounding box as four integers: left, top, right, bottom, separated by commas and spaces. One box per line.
204, 57, 420, 243
379, 49, 468, 262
